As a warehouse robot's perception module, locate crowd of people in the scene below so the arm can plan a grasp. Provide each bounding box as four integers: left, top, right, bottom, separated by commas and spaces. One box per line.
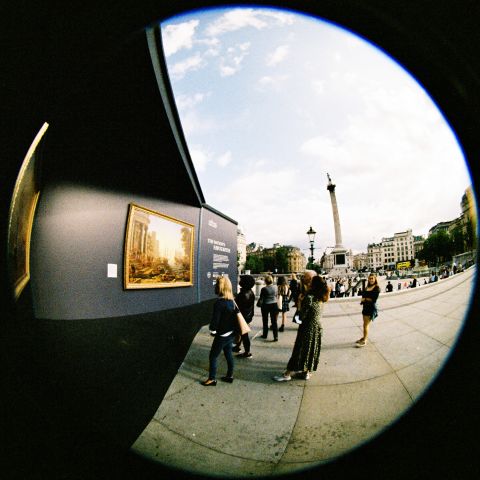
200, 261, 468, 386
200, 270, 380, 386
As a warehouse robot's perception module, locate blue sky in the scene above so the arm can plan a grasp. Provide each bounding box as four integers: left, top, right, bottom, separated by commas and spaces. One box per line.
160, 6, 472, 255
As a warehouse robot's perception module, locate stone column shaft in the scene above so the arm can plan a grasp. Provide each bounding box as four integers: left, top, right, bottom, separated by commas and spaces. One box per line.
329, 190, 343, 249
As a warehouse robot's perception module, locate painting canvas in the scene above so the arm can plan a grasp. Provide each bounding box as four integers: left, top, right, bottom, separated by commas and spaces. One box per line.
7, 122, 48, 300
124, 204, 194, 289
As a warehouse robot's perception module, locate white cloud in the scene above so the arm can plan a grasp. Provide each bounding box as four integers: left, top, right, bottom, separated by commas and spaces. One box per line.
163, 9, 471, 254
189, 146, 212, 172
205, 8, 294, 37
220, 65, 236, 77
296, 77, 471, 251
219, 42, 250, 77
162, 19, 199, 57
217, 151, 233, 167
180, 110, 218, 138
174, 92, 208, 111
266, 45, 289, 66
300, 136, 351, 164
257, 74, 289, 92
170, 53, 205, 79
312, 80, 325, 95
210, 167, 298, 240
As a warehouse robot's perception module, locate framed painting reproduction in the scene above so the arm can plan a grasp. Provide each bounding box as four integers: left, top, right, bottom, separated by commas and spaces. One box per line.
7, 122, 49, 300
124, 204, 194, 289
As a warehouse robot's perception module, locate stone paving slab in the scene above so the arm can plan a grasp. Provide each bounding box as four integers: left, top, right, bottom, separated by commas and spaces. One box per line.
134, 421, 278, 478
395, 345, 451, 400
156, 379, 302, 464
314, 341, 393, 385
374, 330, 445, 370
367, 318, 416, 341
131, 267, 475, 478
281, 373, 412, 463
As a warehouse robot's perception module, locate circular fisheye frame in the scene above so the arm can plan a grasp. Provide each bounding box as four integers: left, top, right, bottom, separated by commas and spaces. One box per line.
131, 6, 477, 478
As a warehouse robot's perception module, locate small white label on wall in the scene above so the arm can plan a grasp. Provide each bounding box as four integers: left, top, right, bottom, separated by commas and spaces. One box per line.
107, 264, 118, 278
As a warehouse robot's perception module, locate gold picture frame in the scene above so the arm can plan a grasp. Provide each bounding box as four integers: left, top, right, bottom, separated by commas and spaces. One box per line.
7, 122, 49, 300
124, 203, 194, 289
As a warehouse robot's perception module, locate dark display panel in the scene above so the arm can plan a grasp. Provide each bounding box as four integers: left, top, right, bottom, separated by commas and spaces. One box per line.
198, 205, 238, 302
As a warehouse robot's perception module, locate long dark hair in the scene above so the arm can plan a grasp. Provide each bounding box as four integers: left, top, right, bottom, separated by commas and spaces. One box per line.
308, 276, 330, 302
277, 276, 288, 295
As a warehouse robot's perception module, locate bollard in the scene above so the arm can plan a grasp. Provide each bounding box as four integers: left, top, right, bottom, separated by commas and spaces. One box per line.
255, 279, 264, 297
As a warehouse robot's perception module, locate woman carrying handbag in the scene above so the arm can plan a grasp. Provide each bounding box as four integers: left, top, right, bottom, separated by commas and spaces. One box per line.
201, 276, 238, 386
233, 275, 255, 358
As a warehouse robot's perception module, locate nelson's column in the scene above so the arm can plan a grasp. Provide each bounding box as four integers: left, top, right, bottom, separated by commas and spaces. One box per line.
327, 173, 349, 274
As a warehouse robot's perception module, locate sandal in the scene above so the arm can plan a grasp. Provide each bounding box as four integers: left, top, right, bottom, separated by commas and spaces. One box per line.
201, 378, 217, 386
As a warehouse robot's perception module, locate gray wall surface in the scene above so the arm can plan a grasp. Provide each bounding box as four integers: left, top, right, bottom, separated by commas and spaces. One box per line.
30, 183, 236, 319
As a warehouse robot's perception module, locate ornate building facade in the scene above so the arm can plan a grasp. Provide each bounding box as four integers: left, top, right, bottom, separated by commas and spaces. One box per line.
246, 244, 306, 273
287, 247, 307, 273
365, 229, 423, 271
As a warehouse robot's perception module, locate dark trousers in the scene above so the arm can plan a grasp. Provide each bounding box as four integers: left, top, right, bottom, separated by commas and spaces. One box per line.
209, 333, 234, 380
261, 303, 278, 339
235, 331, 251, 353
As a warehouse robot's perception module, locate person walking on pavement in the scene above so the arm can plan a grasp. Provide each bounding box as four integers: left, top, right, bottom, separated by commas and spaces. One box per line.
201, 276, 237, 386
273, 275, 329, 381
259, 275, 279, 341
233, 275, 255, 358
277, 276, 290, 332
289, 273, 300, 307
355, 273, 380, 347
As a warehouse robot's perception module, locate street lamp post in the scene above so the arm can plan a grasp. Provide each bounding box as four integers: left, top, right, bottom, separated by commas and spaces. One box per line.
306, 226, 316, 269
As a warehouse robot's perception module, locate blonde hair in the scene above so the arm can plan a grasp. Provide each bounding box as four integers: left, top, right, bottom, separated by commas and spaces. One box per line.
215, 275, 234, 300
367, 273, 379, 289
264, 275, 273, 285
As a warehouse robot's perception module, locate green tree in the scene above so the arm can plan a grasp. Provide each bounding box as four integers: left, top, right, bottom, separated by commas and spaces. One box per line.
418, 230, 453, 266
418, 241, 433, 264
245, 255, 257, 273
451, 225, 465, 255
262, 252, 275, 272
256, 255, 266, 273
465, 216, 477, 251
274, 247, 289, 273
245, 254, 266, 274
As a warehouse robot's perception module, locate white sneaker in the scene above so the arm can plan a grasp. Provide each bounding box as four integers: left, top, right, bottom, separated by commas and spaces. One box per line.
273, 374, 292, 382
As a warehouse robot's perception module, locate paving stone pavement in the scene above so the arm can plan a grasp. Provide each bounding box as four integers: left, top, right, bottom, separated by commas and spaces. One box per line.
131, 266, 476, 478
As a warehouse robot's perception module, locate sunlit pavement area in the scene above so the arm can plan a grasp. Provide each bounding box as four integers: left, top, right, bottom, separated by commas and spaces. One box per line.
132, 267, 475, 478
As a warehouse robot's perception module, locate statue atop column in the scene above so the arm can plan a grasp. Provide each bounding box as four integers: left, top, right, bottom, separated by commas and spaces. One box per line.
327, 172, 334, 191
